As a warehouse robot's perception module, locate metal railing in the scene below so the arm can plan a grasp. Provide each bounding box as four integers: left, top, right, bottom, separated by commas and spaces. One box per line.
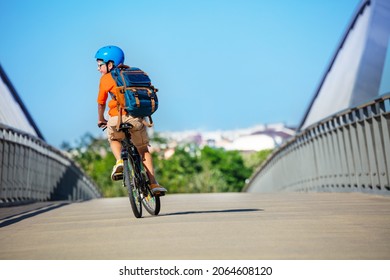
245, 94, 390, 195
0, 125, 101, 205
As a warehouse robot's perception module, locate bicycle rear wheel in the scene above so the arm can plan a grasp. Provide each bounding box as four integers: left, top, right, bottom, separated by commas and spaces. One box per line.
123, 159, 142, 218
141, 185, 161, 216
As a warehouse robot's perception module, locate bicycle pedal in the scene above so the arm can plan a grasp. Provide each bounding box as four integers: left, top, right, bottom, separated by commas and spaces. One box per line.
154, 192, 165, 197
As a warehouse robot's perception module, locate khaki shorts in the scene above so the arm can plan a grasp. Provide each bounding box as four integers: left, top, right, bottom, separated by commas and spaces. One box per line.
107, 115, 149, 148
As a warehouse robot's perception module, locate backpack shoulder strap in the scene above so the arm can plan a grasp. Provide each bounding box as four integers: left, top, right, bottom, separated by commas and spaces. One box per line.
110, 68, 125, 130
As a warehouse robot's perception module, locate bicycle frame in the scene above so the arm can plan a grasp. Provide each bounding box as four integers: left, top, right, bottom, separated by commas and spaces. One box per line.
120, 124, 144, 185
118, 123, 160, 218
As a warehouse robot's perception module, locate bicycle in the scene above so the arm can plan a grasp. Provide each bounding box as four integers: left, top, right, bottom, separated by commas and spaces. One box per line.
101, 122, 161, 218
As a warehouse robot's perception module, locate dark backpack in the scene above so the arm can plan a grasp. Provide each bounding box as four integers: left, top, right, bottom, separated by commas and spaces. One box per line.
111, 66, 158, 125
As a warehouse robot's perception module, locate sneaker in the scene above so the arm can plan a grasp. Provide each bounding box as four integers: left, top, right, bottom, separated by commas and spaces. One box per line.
111, 159, 124, 181
150, 184, 167, 196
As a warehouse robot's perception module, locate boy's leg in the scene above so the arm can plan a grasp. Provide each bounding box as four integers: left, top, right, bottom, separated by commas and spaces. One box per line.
137, 146, 167, 195
137, 146, 157, 184
110, 140, 124, 180
107, 116, 125, 180
110, 140, 122, 161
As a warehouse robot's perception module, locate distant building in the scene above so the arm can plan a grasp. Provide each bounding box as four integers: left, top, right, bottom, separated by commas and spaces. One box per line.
156, 123, 295, 153
219, 124, 295, 152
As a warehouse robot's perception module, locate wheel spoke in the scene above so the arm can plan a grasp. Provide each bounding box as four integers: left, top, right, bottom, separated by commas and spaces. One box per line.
124, 159, 142, 218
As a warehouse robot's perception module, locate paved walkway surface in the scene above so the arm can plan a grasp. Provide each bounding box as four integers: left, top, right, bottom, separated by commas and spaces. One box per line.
1, 192, 390, 260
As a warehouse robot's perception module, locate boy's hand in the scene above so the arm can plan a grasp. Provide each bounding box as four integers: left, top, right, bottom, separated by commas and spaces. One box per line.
98, 120, 107, 129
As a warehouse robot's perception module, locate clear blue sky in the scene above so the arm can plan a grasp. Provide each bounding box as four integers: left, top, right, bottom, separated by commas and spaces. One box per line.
0, 0, 360, 148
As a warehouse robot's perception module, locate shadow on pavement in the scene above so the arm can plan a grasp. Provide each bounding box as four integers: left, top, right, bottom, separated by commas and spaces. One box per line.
0, 202, 70, 228
161, 208, 263, 217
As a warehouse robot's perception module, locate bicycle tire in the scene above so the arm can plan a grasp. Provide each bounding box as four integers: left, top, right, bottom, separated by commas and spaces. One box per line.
141, 185, 161, 216
123, 159, 142, 218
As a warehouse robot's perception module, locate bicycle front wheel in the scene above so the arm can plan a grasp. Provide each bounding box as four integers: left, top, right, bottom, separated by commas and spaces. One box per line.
123, 159, 142, 218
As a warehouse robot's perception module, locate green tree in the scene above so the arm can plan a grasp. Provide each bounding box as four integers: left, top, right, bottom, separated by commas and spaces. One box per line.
243, 149, 273, 171
188, 160, 228, 192
61, 133, 126, 197
200, 146, 252, 192
154, 145, 252, 193
153, 145, 202, 193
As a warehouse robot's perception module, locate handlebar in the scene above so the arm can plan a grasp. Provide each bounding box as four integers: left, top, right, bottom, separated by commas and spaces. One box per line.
98, 121, 135, 132
98, 122, 107, 131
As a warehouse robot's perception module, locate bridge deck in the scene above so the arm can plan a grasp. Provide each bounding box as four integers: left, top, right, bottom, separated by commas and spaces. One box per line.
0, 193, 389, 260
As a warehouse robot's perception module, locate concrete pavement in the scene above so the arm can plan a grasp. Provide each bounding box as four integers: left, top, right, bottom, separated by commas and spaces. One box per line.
0, 192, 390, 259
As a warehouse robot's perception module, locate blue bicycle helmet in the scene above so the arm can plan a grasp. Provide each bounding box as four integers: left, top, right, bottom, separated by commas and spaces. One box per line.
95, 45, 124, 66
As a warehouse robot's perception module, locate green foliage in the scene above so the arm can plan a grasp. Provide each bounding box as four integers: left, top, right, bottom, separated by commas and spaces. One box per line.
154, 145, 253, 193
153, 145, 202, 193
200, 146, 252, 192
61, 133, 126, 198
242, 149, 273, 170
62, 133, 272, 197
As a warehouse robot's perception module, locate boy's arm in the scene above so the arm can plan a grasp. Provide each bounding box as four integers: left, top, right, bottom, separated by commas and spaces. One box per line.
97, 103, 107, 127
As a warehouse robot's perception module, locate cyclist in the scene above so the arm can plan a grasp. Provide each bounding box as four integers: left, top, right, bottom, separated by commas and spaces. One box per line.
95, 45, 166, 195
